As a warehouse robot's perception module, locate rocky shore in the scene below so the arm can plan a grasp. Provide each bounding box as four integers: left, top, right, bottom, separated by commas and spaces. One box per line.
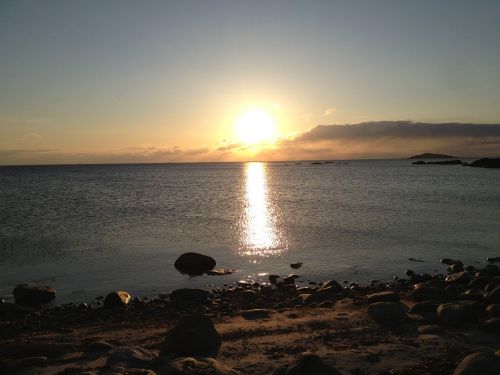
1, 256, 500, 374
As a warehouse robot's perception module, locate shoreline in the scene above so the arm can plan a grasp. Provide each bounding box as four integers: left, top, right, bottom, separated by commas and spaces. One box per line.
1, 258, 500, 374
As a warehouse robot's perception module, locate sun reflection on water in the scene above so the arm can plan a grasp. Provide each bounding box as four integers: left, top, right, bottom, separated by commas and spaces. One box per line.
240, 162, 283, 258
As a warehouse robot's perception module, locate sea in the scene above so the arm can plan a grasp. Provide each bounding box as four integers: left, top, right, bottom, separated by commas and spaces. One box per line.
1, 159, 499, 304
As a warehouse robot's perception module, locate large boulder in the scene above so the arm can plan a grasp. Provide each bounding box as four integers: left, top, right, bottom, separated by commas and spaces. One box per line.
13, 284, 55, 306
453, 352, 500, 375
170, 288, 210, 304
165, 357, 240, 375
276, 353, 341, 375
163, 314, 221, 357
413, 285, 447, 302
437, 302, 477, 326
174, 252, 216, 275
368, 302, 408, 323
103, 291, 132, 308
367, 291, 400, 304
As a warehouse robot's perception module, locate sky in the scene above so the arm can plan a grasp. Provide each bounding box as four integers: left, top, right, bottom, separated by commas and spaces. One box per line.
1, 0, 500, 165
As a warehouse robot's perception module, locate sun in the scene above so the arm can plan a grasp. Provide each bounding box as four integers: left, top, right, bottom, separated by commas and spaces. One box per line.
235, 109, 276, 145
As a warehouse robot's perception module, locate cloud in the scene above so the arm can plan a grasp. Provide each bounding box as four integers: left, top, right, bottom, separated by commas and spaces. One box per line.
323, 107, 336, 116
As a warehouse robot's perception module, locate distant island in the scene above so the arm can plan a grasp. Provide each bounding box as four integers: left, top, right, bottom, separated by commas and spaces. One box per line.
408, 153, 458, 159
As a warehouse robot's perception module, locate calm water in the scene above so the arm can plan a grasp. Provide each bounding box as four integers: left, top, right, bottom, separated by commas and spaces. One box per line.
1, 160, 499, 303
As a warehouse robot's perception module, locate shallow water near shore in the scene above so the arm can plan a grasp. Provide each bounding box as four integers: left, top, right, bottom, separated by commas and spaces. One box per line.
1, 159, 499, 303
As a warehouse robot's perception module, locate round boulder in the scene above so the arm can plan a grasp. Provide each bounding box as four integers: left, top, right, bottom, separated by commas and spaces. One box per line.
368, 302, 408, 323
174, 252, 216, 275
165, 357, 240, 375
163, 314, 221, 357
282, 352, 341, 375
103, 291, 132, 308
453, 352, 500, 375
13, 284, 56, 306
437, 302, 477, 326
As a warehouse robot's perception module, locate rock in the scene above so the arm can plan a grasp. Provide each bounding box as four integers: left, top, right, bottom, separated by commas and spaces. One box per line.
207, 269, 233, 276
163, 314, 221, 357
281, 352, 341, 375
469, 158, 500, 169
321, 280, 343, 291
413, 285, 447, 302
409, 301, 439, 315
437, 302, 477, 326
446, 272, 471, 284
174, 252, 216, 275
85, 341, 114, 353
104, 291, 132, 308
269, 275, 280, 284
165, 357, 241, 375
107, 347, 157, 368
448, 262, 464, 274
486, 285, 500, 304
290, 262, 303, 269
308, 287, 342, 303
10, 356, 48, 369
441, 258, 461, 266
170, 288, 210, 304
481, 318, 500, 334
283, 274, 300, 284
0, 302, 32, 318
469, 277, 490, 290
367, 291, 400, 304
487, 257, 500, 263
241, 309, 271, 320
367, 302, 408, 323
12, 284, 55, 306
453, 352, 500, 375
486, 304, 500, 317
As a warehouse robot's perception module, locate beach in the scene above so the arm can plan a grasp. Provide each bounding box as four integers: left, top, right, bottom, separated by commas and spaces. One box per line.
1, 257, 499, 374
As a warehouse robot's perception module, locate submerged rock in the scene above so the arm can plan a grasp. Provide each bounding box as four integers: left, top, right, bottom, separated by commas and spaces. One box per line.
13, 284, 56, 306
174, 252, 216, 275
163, 314, 221, 357
165, 357, 241, 375
104, 291, 132, 308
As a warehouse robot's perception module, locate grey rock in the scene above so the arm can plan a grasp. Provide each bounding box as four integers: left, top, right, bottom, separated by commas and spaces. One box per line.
174, 252, 216, 275
13, 284, 55, 306
104, 291, 132, 309
368, 302, 408, 323
453, 352, 500, 375
163, 314, 221, 357
367, 291, 400, 304
165, 357, 241, 375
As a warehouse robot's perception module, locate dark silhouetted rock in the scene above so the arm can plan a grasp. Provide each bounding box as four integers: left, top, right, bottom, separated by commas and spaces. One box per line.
174, 252, 216, 275
165, 357, 241, 375
413, 285, 447, 302
13, 284, 55, 306
163, 314, 221, 357
269, 275, 280, 284
469, 158, 500, 169
486, 304, 500, 317
278, 352, 341, 375
0, 302, 32, 318
409, 153, 457, 159
437, 302, 477, 326
441, 258, 460, 266
290, 262, 303, 269
486, 285, 500, 304
367, 291, 400, 304
413, 159, 464, 165
409, 300, 439, 315
482, 318, 500, 334
368, 302, 408, 323
241, 309, 271, 320
283, 274, 300, 284
170, 288, 210, 304
104, 291, 132, 308
487, 257, 500, 263
453, 352, 500, 375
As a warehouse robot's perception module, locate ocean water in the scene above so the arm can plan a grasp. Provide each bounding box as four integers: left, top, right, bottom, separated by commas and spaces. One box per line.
1, 160, 499, 303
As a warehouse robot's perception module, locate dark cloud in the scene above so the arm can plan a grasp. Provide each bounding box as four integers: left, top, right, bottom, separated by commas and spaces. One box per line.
294, 121, 500, 143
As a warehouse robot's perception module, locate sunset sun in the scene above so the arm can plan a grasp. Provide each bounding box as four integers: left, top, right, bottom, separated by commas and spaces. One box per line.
235, 109, 277, 145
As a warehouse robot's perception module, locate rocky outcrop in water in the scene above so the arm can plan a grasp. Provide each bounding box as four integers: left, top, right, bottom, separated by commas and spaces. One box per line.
174, 252, 216, 275
12, 284, 56, 306
469, 158, 500, 169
